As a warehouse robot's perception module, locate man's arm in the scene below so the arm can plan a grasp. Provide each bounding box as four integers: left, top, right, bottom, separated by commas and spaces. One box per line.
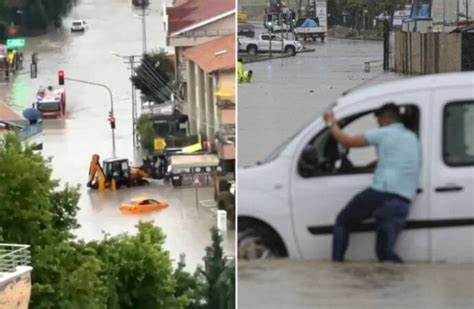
324, 112, 369, 148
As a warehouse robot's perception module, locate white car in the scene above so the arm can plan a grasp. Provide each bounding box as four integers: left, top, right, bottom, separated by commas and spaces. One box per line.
71, 20, 88, 32
238, 33, 303, 56
238, 72, 474, 263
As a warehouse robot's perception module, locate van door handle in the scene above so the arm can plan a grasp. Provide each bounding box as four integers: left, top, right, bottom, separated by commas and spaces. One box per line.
417, 188, 423, 194
435, 186, 463, 192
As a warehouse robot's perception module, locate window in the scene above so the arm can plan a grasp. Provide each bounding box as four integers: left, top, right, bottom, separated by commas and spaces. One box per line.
261, 34, 270, 41
298, 104, 420, 178
443, 101, 474, 166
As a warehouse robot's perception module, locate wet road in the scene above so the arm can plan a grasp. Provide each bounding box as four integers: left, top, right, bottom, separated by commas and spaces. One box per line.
238, 37, 402, 167
0, 0, 234, 269
239, 260, 474, 308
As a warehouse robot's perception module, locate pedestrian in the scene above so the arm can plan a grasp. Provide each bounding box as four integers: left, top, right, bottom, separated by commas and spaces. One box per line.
237, 58, 244, 83
324, 103, 421, 263
242, 70, 253, 83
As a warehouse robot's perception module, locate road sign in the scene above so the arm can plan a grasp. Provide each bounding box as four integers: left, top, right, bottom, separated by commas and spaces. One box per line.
6, 38, 25, 48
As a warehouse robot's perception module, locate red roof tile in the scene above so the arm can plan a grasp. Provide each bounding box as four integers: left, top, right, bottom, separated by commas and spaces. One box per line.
167, 0, 235, 35
184, 33, 235, 73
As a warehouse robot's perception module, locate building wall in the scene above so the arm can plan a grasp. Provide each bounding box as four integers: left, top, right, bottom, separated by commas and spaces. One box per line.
0, 269, 31, 309
171, 15, 235, 82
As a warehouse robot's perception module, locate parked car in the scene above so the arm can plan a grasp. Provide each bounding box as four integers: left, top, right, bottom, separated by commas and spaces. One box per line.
71, 20, 88, 32
238, 23, 255, 38
120, 196, 168, 214
238, 33, 303, 56
238, 72, 474, 263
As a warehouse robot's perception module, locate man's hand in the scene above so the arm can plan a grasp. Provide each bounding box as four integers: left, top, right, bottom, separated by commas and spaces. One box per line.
323, 112, 369, 148
323, 112, 336, 124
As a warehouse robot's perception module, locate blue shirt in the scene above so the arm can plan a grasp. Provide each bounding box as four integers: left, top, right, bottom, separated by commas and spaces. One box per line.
364, 123, 421, 201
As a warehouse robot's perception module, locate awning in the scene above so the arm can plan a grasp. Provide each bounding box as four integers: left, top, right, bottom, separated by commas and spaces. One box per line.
214, 89, 234, 97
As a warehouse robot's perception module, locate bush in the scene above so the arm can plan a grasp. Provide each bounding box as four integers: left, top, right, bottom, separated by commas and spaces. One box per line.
137, 115, 155, 153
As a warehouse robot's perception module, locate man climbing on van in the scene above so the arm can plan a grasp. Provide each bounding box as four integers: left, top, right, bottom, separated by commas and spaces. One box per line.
323, 103, 421, 263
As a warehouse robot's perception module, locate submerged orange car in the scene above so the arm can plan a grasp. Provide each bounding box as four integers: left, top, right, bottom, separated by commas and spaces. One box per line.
119, 197, 168, 214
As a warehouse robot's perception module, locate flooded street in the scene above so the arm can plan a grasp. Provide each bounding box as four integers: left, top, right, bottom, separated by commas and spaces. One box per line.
239, 260, 474, 308
0, 0, 234, 269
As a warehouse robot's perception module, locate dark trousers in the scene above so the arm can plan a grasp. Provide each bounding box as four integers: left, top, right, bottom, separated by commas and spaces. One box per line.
332, 188, 410, 263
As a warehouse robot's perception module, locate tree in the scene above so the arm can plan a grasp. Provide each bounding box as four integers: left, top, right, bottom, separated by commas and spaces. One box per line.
24, 0, 49, 29
376, 0, 407, 29
0, 134, 106, 308
132, 49, 175, 104
343, 0, 366, 30
198, 228, 235, 309
136, 114, 156, 152
86, 222, 187, 309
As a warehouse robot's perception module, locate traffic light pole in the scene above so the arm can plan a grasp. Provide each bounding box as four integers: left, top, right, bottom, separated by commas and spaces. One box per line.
64, 77, 116, 157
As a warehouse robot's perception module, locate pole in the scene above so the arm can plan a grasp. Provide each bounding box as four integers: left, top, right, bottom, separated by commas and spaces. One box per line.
130, 56, 137, 150
65, 77, 116, 157
142, 4, 147, 54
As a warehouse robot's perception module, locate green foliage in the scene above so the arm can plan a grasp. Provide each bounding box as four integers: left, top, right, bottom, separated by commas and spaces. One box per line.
31, 242, 107, 309
0, 134, 57, 246
199, 228, 235, 309
132, 49, 175, 104
87, 222, 186, 309
137, 114, 155, 152
24, 0, 49, 29
376, 0, 407, 28
0, 134, 105, 307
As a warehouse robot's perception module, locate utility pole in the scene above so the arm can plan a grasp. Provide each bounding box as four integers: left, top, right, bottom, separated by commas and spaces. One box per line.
141, 3, 147, 54
112, 52, 142, 152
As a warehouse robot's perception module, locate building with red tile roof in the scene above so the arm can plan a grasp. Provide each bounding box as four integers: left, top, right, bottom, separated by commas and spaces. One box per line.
164, 0, 236, 171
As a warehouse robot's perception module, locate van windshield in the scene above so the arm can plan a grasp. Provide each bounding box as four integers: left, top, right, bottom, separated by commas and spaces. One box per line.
261, 106, 333, 164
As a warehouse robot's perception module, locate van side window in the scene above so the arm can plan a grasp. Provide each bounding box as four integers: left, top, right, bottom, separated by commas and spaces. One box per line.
443, 101, 474, 166
298, 105, 420, 178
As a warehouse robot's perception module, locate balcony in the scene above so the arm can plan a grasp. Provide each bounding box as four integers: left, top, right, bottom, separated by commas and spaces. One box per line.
0, 244, 32, 309
0, 120, 43, 149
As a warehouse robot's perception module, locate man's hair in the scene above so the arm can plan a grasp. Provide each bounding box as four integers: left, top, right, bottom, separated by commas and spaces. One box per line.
238, 58, 243, 63
374, 103, 401, 121
248, 70, 253, 75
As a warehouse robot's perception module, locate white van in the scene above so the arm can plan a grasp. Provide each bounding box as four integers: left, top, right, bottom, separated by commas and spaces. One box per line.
238, 72, 474, 262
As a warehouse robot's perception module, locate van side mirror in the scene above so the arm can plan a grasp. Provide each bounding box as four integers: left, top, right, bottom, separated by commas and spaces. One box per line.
299, 145, 320, 177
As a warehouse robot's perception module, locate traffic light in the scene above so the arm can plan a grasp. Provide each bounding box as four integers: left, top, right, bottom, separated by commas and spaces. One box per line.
108, 115, 116, 129
58, 70, 65, 85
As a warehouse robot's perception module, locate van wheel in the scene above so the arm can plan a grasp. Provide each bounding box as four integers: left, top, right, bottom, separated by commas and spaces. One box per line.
285, 46, 296, 56
247, 45, 258, 55
238, 226, 285, 260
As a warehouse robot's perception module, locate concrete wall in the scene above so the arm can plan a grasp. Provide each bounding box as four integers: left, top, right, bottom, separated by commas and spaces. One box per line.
0, 267, 32, 309
394, 31, 462, 74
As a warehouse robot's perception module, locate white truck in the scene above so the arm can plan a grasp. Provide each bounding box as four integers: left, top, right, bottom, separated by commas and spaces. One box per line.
238, 33, 303, 56
238, 72, 474, 263
294, 17, 327, 42
295, 0, 327, 42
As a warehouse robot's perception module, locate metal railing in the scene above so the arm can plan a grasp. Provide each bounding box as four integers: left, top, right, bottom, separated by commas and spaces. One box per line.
0, 244, 31, 275
16, 122, 43, 141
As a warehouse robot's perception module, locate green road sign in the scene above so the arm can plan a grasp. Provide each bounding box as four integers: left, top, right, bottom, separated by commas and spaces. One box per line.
6, 38, 26, 48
